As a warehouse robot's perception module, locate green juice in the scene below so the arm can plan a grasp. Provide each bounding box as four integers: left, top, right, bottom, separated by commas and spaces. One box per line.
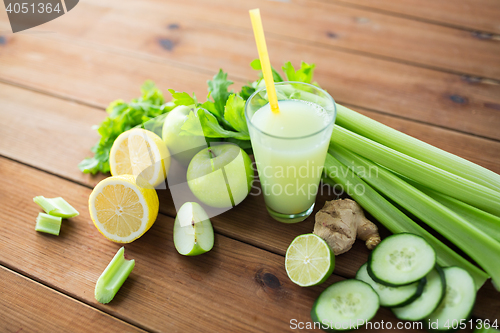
251, 99, 333, 215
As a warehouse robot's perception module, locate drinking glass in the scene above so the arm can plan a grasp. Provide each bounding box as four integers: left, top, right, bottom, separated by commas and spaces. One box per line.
245, 82, 336, 223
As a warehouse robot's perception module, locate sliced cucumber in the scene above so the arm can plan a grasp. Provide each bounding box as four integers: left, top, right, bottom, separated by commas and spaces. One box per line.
393, 266, 446, 321
368, 233, 436, 286
311, 279, 379, 332
426, 266, 476, 331
356, 263, 425, 307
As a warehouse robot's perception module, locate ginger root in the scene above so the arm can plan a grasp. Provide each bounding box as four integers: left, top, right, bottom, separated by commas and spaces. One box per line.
313, 199, 381, 255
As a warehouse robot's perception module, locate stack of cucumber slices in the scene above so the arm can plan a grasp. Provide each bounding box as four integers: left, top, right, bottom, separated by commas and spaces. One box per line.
311, 233, 477, 331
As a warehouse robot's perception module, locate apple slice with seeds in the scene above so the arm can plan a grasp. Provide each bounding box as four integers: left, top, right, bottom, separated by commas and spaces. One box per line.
173, 202, 214, 256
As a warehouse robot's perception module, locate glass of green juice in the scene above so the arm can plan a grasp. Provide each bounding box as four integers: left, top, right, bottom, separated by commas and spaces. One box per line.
245, 82, 336, 223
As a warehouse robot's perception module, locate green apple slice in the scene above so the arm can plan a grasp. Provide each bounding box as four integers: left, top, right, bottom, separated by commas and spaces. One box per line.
173, 202, 215, 256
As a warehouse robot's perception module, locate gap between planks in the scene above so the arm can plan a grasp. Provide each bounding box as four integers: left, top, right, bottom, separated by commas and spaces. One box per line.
317, 0, 500, 36
1, 73, 498, 145
16, 10, 500, 85
0, 262, 148, 333
1, 25, 499, 139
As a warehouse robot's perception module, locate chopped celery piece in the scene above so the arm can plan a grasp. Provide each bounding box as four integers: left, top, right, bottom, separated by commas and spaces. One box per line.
330, 125, 500, 217
95, 247, 135, 304
335, 104, 500, 192
33, 196, 79, 218
35, 213, 62, 236
330, 145, 500, 288
323, 153, 489, 289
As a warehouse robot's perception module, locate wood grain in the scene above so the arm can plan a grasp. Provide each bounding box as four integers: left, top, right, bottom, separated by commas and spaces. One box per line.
332, 0, 500, 34
0, 35, 212, 109
6, 0, 499, 80
0, 82, 499, 322
0, 266, 145, 333
1, 32, 499, 141
0, 156, 429, 332
0, 0, 499, 329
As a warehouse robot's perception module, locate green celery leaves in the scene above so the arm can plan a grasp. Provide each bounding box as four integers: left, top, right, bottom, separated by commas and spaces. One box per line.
79, 81, 173, 174
282, 61, 316, 84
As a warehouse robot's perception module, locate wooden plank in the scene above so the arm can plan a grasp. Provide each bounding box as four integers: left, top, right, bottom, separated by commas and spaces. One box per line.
4, 0, 499, 80
333, 0, 500, 35
0, 156, 426, 332
2, 80, 500, 263
1, 82, 499, 322
1, 32, 500, 141
0, 266, 146, 333
0, 36, 212, 109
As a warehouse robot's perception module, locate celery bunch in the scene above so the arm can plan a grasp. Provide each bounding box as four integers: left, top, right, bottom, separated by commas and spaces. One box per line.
324, 106, 500, 289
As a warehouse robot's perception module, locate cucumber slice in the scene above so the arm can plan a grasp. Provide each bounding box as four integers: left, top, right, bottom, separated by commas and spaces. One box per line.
356, 263, 426, 307
426, 266, 476, 331
393, 266, 446, 321
368, 233, 436, 286
311, 279, 379, 332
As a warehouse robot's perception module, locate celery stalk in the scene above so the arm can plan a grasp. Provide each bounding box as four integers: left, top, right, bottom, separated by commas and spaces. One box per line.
95, 247, 135, 304
405, 178, 500, 243
35, 213, 62, 236
33, 196, 79, 218
323, 154, 489, 289
335, 104, 500, 192
329, 145, 500, 287
330, 125, 500, 217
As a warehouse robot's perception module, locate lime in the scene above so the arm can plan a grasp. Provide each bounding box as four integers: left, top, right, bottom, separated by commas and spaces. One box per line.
285, 233, 335, 287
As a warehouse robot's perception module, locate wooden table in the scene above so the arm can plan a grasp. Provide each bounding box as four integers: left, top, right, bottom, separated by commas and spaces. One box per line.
0, 0, 499, 332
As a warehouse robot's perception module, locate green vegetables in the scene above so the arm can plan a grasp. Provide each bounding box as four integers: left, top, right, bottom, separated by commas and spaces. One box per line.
79, 58, 500, 291
35, 213, 63, 236
323, 154, 489, 289
325, 113, 500, 288
34, 196, 79, 218
34, 196, 79, 235
79, 61, 318, 174
330, 123, 500, 216
78, 81, 172, 174
331, 145, 500, 287
335, 105, 500, 192
95, 247, 135, 304
328, 103, 500, 289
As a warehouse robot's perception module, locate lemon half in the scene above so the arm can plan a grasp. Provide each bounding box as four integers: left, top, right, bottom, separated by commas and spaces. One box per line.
89, 175, 159, 243
109, 128, 170, 188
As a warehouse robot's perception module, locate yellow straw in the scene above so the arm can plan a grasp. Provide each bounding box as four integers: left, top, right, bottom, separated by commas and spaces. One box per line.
249, 9, 280, 114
